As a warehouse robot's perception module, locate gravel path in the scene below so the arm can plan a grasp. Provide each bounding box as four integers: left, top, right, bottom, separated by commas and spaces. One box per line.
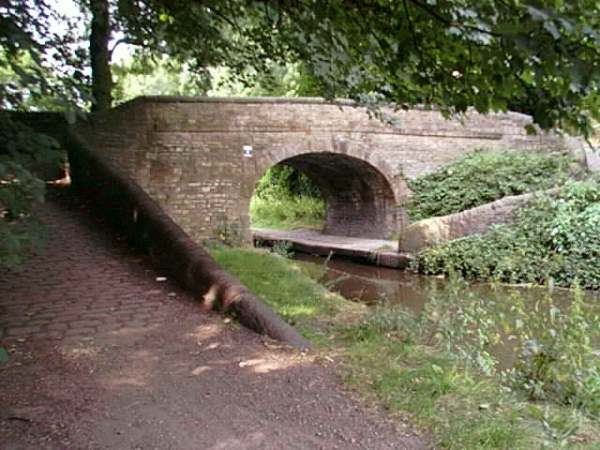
0, 188, 427, 450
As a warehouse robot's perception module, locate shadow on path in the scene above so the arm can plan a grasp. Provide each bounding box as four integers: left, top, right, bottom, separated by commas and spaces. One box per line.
0, 188, 426, 449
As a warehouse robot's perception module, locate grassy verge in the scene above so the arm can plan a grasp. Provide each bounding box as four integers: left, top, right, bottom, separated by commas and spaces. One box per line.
249, 195, 325, 230
212, 247, 600, 449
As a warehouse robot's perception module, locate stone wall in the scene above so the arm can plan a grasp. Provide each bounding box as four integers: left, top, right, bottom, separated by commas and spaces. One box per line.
76, 96, 583, 242
398, 190, 556, 252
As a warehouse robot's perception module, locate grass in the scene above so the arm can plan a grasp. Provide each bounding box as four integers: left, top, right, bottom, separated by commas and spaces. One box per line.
211, 246, 600, 449
249, 195, 325, 230
210, 245, 352, 337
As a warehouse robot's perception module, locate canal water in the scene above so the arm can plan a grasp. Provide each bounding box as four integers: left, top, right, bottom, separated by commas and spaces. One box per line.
295, 253, 433, 310
294, 253, 600, 369
295, 253, 599, 310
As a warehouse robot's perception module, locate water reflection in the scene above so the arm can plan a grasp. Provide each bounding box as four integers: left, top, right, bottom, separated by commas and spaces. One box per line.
296, 252, 600, 309
295, 253, 435, 311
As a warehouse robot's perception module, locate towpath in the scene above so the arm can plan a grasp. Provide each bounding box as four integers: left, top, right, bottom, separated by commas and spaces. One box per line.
0, 188, 426, 450
253, 229, 411, 269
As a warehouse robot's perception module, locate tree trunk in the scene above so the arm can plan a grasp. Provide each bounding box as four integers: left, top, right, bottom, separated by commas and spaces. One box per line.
89, 0, 112, 112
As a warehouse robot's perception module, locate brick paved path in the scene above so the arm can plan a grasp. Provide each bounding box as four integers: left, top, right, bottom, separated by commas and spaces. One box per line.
0, 189, 180, 343
0, 188, 425, 450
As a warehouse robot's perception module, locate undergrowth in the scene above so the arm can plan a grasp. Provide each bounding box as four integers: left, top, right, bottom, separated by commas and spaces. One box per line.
406, 150, 573, 220
250, 164, 325, 230
415, 178, 600, 289
212, 246, 600, 449
250, 195, 325, 230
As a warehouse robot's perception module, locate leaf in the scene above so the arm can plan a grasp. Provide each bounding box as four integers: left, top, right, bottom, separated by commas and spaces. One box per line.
0, 347, 9, 364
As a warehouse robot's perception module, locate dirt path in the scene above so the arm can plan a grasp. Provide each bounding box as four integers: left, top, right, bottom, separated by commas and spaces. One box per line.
0, 188, 427, 450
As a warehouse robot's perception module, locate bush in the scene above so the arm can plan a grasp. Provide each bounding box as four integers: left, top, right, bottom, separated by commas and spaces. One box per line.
0, 114, 62, 268
415, 178, 600, 289
250, 194, 325, 230
406, 150, 573, 220
254, 164, 321, 200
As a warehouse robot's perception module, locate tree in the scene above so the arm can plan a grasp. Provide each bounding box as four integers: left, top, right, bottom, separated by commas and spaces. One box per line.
133, 0, 599, 136
4, 1, 598, 134
1, 0, 598, 266
0, 1, 70, 267
89, 0, 112, 112
111, 56, 211, 104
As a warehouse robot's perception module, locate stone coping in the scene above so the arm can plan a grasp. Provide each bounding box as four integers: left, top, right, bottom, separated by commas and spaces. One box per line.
115, 96, 533, 121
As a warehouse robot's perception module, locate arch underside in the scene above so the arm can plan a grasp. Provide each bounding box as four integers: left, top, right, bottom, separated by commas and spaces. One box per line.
278, 153, 398, 239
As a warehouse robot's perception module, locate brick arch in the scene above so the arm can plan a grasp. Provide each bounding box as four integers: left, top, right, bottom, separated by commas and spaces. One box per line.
263, 152, 398, 238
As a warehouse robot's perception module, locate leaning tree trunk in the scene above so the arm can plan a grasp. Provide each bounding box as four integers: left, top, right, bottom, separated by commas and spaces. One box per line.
89, 0, 112, 112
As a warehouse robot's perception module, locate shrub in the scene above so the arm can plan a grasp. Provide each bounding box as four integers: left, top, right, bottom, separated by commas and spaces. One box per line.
250, 194, 325, 230
0, 114, 62, 268
406, 150, 573, 220
415, 178, 600, 289
254, 164, 321, 200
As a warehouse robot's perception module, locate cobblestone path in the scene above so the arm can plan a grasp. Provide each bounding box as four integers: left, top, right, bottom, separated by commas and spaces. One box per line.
0, 188, 425, 450
0, 189, 182, 343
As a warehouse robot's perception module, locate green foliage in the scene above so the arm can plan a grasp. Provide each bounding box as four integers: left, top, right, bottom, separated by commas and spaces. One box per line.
345, 275, 600, 447
250, 195, 325, 231
0, 2, 69, 268
250, 165, 325, 230
210, 62, 324, 97
121, 0, 600, 135
112, 56, 210, 105
503, 286, 600, 417
416, 178, 600, 289
254, 165, 322, 200
0, 347, 8, 364
4, 1, 600, 134
214, 246, 600, 448
406, 150, 573, 220
415, 276, 600, 418
271, 240, 294, 258
210, 247, 349, 329
0, 1, 87, 110
0, 113, 62, 268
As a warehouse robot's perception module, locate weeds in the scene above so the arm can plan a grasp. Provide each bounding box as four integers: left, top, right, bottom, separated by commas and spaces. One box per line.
416, 178, 600, 289
271, 240, 294, 258
212, 247, 600, 448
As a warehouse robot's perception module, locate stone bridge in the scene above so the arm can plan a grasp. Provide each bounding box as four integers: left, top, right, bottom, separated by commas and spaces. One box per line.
78, 97, 579, 242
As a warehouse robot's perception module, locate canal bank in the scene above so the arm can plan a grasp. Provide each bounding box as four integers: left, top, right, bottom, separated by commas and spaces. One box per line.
212, 245, 600, 449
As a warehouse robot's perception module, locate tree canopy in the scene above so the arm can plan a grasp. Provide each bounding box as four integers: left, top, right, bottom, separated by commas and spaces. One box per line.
117, 0, 600, 135
1, 0, 599, 134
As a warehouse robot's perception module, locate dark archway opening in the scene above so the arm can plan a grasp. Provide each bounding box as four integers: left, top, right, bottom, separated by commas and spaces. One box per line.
251, 152, 398, 239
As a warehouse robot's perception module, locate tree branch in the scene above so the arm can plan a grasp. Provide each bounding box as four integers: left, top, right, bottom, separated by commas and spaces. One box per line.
108, 37, 143, 59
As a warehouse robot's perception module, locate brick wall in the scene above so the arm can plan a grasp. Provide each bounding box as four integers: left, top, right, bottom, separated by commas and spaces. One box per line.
77, 97, 583, 242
